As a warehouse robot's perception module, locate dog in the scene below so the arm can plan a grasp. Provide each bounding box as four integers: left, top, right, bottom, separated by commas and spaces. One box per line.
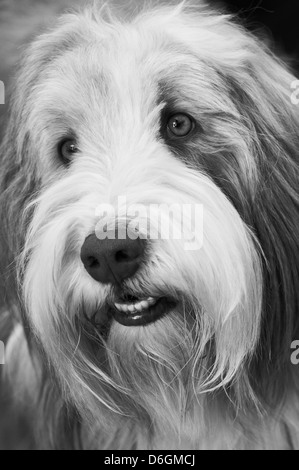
0, 0, 299, 450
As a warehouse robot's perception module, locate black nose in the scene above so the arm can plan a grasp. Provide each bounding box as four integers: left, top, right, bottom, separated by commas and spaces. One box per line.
80, 233, 146, 284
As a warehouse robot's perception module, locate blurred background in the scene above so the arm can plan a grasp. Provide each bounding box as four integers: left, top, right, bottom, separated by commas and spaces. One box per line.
0, 0, 298, 450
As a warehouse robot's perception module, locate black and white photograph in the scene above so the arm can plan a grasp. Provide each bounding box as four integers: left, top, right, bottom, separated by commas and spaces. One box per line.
0, 0, 298, 451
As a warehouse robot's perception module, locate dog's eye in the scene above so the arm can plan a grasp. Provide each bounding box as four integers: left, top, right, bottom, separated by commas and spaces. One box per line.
58, 138, 79, 164
167, 113, 194, 138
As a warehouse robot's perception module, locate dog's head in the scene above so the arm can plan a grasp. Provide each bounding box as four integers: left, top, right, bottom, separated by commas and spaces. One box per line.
1, 1, 299, 448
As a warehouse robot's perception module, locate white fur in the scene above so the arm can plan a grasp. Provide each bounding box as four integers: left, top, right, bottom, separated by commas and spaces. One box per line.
2, 1, 299, 449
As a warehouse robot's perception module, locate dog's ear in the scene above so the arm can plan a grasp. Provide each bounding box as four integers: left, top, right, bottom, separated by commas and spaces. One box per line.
0, 12, 87, 309
0, 40, 45, 306
227, 41, 299, 397
0, 123, 38, 310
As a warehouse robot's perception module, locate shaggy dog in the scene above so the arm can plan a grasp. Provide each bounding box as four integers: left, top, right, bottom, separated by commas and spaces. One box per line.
0, 0, 299, 449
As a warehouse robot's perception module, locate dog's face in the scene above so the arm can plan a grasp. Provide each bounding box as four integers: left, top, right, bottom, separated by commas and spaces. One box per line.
1, 2, 299, 448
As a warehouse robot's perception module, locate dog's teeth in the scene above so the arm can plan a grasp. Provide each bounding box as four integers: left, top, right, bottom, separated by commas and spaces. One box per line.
134, 304, 143, 312
139, 300, 150, 309
114, 303, 125, 312
146, 297, 156, 305
113, 297, 158, 314
133, 301, 145, 311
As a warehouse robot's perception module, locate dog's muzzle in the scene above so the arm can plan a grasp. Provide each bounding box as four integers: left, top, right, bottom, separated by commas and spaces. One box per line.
80, 233, 176, 326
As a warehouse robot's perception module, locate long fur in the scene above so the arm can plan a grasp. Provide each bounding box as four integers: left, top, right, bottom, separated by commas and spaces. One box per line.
0, 0, 299, 449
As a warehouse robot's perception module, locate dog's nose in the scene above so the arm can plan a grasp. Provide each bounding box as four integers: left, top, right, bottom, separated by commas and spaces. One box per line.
80, 233, 146, 284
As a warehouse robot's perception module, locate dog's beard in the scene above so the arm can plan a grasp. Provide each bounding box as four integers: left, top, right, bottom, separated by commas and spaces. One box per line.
19, 162, 263, 443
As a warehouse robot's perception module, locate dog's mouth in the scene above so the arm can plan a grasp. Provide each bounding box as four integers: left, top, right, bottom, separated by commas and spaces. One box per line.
108, 292, 177, 327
